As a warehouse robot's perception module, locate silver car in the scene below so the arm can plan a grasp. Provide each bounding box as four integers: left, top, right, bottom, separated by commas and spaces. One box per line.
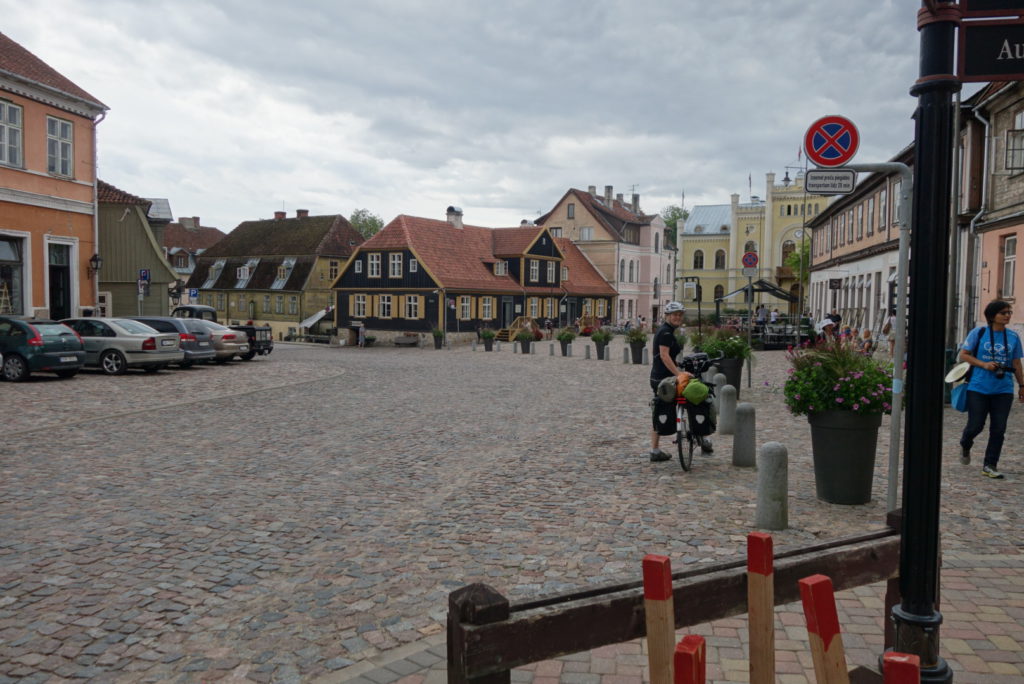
61, 317, 184, 375
192, 319, 250, 363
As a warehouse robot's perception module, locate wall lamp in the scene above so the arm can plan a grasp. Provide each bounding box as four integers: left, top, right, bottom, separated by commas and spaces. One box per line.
87, 253, 103, 279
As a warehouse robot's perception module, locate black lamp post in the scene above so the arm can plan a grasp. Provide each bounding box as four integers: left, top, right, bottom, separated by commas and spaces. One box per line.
87, 253, 103, 279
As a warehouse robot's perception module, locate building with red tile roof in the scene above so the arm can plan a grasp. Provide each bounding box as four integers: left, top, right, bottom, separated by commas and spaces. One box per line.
332, 207, 616, 342
0, 32, 107, 319
537, 185, 677, 327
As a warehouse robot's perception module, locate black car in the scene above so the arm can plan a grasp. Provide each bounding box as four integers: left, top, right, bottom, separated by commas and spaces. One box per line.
0, 317, 85, 381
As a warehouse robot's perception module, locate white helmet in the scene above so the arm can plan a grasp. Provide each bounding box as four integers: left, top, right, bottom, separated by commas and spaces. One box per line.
664, 301, 685, 314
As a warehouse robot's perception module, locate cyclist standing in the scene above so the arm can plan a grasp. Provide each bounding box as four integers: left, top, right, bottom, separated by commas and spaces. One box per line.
649, 301, 685, 462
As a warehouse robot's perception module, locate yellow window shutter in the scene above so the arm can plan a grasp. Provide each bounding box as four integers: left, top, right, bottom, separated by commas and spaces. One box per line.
371, 295, 378, 317
397, 295, 405, 318
348, 294, 354, 314
471, 297, 477, 319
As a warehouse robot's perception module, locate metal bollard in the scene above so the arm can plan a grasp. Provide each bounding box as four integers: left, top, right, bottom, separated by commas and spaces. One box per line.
568, 342, 573, 357
756, 442, 788, 530
623, 348, 630, 364
585, 345, 591, 360
472, 340, 477, 352
713, 373, 727, 413
719, 385, 737, 435
733, 402, 756, 468
549, 343, 554, 356
513, 342, 518, 354
530, 342, 536, 355
642, 347, 650, 365
495, 340, 501, 352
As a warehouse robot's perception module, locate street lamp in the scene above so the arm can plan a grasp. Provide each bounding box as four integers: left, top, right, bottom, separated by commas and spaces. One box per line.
87, 253, 103, 279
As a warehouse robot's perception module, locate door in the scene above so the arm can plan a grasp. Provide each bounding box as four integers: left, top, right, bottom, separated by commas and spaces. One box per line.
48, 244, 71, 320
565, 298, 578, 326
501, 297, 514, 327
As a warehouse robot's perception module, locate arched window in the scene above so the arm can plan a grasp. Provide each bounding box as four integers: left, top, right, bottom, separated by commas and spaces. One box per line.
714, 284, 724, 299
714, 249, 726, 269
693, 250, 704, 269
745, 240, 757, 253
654, 233, 660, 253
628, 261, 634, 282
781, 240, 796, 263
619, 259, 625, 281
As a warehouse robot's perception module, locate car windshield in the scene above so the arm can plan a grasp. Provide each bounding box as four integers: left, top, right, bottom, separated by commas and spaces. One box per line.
198, 321, 231, 332
34, 323, 76, 336
110, 319, 158, 335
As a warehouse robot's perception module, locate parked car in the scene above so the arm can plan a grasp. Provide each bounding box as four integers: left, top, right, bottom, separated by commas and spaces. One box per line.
129, 316, 217, 367
191, 319, 250, 363
0, 316, 85, 381
172, 305, 273, 359
61, 317, 184, 375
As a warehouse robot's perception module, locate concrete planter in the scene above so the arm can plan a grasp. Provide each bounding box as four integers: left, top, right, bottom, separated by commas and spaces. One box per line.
807, 410, 882, 505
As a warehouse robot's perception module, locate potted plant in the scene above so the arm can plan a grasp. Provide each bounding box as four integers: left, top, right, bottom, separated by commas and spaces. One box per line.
590, 328, 613, 360
514, 329, 533, 354
695, 327, 751, 397
555, 328, 576, 356
783, 339, 894, 505
431, 328, 444, 350
363, 335, 376, 348
480, 328, 496, 352
625, 326, 648, 364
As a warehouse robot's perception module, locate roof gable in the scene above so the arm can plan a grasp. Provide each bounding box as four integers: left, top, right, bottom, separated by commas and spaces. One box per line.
0, 32, 106, 110
554, 238, 617, 297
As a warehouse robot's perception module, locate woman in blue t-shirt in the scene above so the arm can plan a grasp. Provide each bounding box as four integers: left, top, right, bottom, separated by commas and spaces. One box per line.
958, 299, 1024, 479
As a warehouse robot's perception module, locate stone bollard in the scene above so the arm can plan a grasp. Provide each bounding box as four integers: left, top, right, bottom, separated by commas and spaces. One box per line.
472, 340, 477, 352
495, 341, 501, 352
549, 343, 554, 356
642, 347, 650, 365
713, 373, 727, 413
568, 343, 573, 357
706, 365, 719, 383
719, 385, 737, 435
513, 343, 518, 354
623, 348, 630, 364
756, 442, 788, 530
732, 403, 756, 468
585, 345, 591, 360
530, 343, 536, 355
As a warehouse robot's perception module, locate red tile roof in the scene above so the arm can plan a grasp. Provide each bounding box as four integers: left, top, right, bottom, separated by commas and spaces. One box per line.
0, 32, 106, 109
163, 221, 227, 252
97, 180, 150, 208
537, 188, 656, 241
492, 226, 541, 256
555, 238, 617, 297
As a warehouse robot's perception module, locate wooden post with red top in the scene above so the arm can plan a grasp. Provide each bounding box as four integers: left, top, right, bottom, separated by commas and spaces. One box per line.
747, 533, 774, 684
883, 652, 921, 683
643, 554, 676, 684
673, 635, 706, 684
799, 574, 850, 684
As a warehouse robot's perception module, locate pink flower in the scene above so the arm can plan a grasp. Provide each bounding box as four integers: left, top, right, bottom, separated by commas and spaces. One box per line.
883, 402, 891, 410
853, 404, 860, 410
836, 397, 844, 404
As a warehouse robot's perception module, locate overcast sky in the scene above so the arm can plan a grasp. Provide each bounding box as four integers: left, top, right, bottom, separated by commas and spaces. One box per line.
3, 1, 955, 231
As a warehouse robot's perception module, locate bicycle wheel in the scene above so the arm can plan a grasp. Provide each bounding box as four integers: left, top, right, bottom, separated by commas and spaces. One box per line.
676, 405, 694, 472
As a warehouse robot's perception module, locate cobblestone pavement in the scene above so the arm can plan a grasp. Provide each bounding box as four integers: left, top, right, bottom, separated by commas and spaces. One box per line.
0, 340, 1020, 682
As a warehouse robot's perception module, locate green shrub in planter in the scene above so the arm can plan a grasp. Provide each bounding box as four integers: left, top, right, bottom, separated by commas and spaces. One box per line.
696, 328, 751, 360
590, 328, 613, 344
556, 328, 577, 343
431, 328, 444, 338
514, 329, 534, 343
624, 327, 648, 344
480, 328, 497, 340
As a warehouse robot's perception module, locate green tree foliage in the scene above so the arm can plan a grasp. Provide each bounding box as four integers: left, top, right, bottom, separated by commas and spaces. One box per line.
350, 209, 384, 238
661, 205, 689, 247
784, 238, 811, 285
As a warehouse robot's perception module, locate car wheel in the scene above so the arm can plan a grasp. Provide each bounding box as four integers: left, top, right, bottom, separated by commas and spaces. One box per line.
2, 354, 29, 382
100, 349, 127, 375
55, 369, 79, 379
241, 351, 256, 361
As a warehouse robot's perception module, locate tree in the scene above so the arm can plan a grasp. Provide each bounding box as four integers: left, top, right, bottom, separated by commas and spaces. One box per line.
350, 209, 384, 238
661, 205, 689, 248
784, 238, 811, 286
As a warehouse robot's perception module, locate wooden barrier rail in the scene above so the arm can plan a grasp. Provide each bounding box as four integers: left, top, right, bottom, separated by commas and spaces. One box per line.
448, 525, 900, 684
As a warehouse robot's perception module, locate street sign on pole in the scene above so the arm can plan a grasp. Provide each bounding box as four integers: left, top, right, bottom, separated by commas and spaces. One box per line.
959, 19, 1024, 81
742, 267, 758, 277
960, 0, 1024, 19
803, 115, 860, 168
741, 251, 759, 268
189, 288, 199, 298
139, 268, 151, 282
805, 168, 857, 195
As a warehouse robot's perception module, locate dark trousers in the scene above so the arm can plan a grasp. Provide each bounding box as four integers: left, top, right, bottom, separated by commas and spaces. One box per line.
960, 391, 1013, 468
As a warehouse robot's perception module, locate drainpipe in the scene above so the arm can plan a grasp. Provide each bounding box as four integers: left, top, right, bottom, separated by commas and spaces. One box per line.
91, 111, 106, 314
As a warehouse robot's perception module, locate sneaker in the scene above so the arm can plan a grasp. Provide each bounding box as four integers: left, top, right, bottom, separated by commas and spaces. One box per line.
649, 449, 671, 463
960, 445, 971, 465
982, 465, 1005, 479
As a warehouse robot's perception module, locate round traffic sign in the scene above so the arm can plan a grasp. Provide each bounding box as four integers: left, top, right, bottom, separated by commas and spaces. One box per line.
804, 115, 859, 167
741, 251, 759, 268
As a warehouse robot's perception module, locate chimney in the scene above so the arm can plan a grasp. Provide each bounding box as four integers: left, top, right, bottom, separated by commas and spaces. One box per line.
296, 209, 309, 218
588, 185, 597, 196
446, 205, 464, 229
604, 185, 613, 205
192, 216, 200, 228
632, 193, 640, 213
520, 219, 530, 226
616, 193, 623, 204
274, 211, 286, 220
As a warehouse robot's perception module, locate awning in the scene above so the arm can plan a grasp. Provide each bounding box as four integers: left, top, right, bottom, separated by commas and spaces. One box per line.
716, 279, 798, 303
300, 306, 333, 329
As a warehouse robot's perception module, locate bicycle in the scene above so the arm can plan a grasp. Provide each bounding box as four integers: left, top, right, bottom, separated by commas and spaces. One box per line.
673, 351, 723, 471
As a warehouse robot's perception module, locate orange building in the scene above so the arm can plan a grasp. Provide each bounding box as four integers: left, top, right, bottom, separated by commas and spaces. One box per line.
0, 32, 107, 319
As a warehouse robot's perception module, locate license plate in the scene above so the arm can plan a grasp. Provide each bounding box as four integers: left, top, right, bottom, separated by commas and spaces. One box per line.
60, 356, 77, 363
161, 339, 176, 346
198, 341, 209, 347
239, 345, 249, 352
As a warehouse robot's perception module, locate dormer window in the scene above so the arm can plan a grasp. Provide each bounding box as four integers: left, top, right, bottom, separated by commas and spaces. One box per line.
271, 258, 296, 289
235, 258, 259, 288
720, 225, 729, 232
494, 261, 508, 276
202, 259, 226, 289
695, 225, 704, 233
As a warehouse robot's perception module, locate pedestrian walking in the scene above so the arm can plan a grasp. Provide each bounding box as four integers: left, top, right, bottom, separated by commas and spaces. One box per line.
958, 299, 1024, 479
648, 302, 685, 462
770, 308, 779, 324
358, 325, 366, 348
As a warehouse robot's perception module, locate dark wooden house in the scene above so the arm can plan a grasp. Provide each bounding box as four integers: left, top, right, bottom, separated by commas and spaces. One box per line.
332, 207, 616, 343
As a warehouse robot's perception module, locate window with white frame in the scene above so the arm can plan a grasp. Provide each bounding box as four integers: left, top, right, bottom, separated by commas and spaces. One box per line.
389, 253, 402, 278
481, 296, 493, 319
355, 259, 363, 274
368, 253, 381, 277
263, 295, 270, 313
494, 261, 507, 276
550, 227, 562, 237
289, 296, 298, 314
892, 181, 902, 222
867, 197, 875, 236
1007, 111, 1024, 171
460, 295, 471, 320
547, 261, 555, 282
380, 294, 392, 318
409, 258, 418, 273
329, 260, 339, 280
562, 266, 568, 280
529, 259, 539, 281
1003, 235, 1017, 298
354, 294, 366, 317
530, 297, 538, 317
579, 226, 594, 241
46, 116, 73, 176
216, 293, 225, 310
275, 295, 284, 313
847, 210, 854, 242
597, 300, 606, 317
880, 188, 888, 230
405, 295, 419, 319
0, 100, 23, 167
856, 205, 864, 240
567, 203, 575, 218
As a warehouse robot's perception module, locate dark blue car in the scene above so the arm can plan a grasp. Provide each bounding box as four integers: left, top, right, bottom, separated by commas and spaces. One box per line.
0, 316, 85, 381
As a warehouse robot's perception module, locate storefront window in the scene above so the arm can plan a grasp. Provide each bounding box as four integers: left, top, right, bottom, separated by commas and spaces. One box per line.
0, 237, 24, 314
